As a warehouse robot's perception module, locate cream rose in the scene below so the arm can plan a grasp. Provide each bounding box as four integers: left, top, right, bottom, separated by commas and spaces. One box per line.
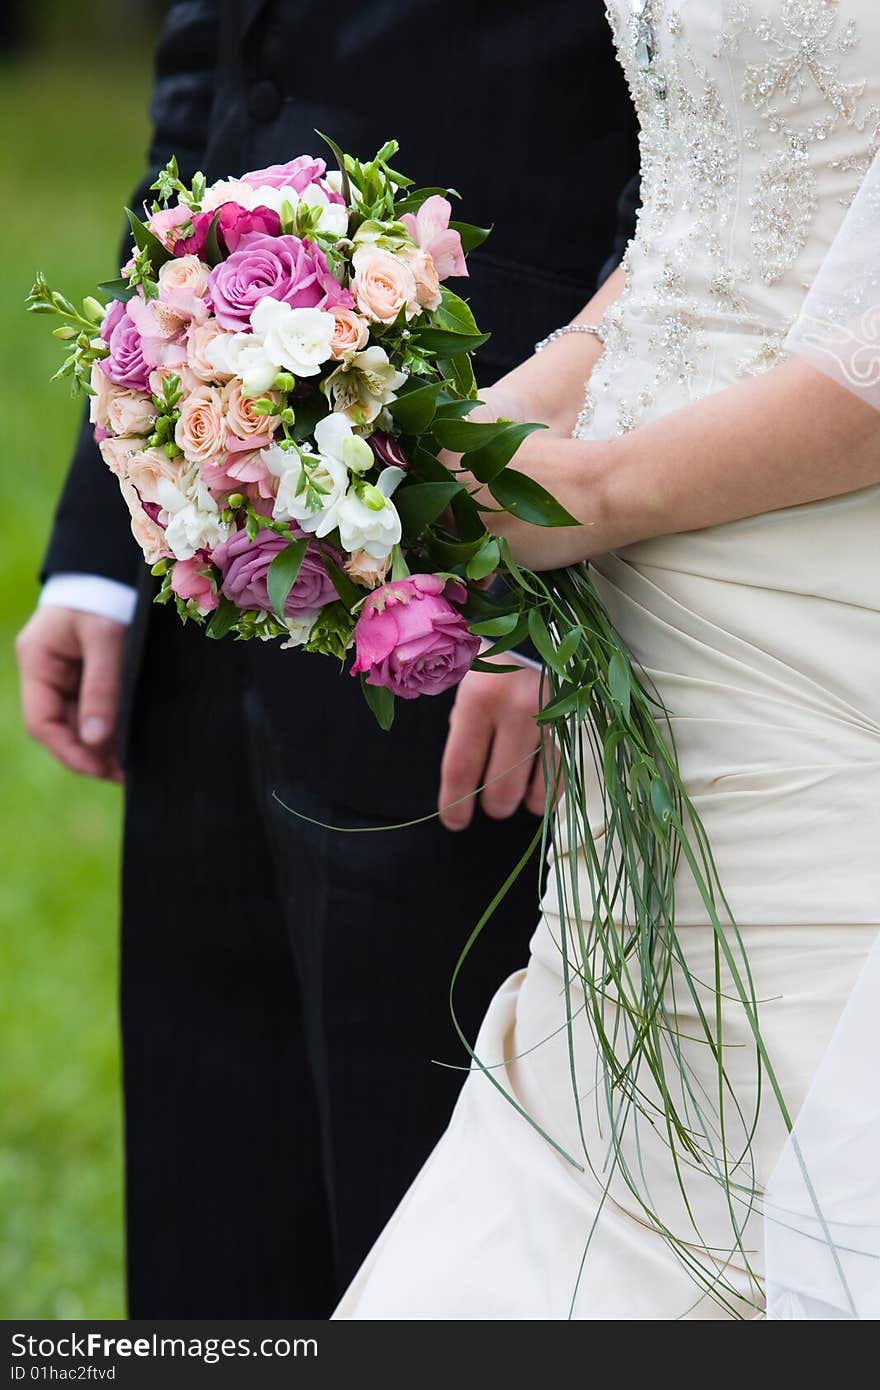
98, 435, 139, 477
221, 380, 280, 440
126, 446, 192, 509
89, 363, 117, 432
158, 254, 210, 300
106, 389, 157, 438
402, 248, 441, 311
148, 363, 200, 397
119, 477, 170, 565
174, 384, 226, 464
345, 548, 391, 589
328, 307, 370, 359
351, 247, 420, 324
187, 322, 234, 383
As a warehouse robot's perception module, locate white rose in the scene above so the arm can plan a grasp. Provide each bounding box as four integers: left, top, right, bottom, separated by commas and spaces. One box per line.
205, 330, 278, 395
249, 299, 335, 377
336, 466, 405, 559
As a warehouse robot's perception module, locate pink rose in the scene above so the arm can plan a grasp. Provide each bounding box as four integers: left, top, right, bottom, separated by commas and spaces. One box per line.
400, 195, 467, 281
186, 322, 233, 383
126, 445, 191, 508
157, 254, 211, 322
208, 232, 352, 331
328, 306, 370, 359
174, 384, 226, 464
221, 380, 280, 441
243, 155, 328, 193
89, 362, 156, 435
98, 435, 138, 477
351, 574, 479, 699
212, 526, 339, 616
401, 247, 441, 311
177, 202, 282, 257
101, 301, 151, 390
148, 204, 193, 251
119, 477, 171, 565
170, 555, 219, 613
351, 247, 420, 324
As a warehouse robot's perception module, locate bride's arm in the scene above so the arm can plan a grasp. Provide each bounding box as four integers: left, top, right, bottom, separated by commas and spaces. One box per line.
467, 356, 880, 569
478, 267, 627, 434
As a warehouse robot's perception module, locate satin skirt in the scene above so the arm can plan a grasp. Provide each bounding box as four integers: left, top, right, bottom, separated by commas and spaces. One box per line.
336, 493, 880, 1319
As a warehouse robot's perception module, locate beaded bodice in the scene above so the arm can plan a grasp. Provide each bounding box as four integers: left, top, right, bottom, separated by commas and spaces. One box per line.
577, 0, 880, 438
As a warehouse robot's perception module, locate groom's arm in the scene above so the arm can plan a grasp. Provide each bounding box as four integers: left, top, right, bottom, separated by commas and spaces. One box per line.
19, 0, 221, 779
42, 0, 221, 594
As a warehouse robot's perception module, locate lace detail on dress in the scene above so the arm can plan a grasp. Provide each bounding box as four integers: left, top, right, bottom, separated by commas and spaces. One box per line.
576, 1, 880, 439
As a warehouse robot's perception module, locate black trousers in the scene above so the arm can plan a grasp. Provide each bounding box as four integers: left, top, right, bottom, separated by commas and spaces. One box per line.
121, 602, 544, 1317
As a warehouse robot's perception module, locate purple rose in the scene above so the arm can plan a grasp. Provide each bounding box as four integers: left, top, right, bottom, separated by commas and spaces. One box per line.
212, 526, 339, 617
243, 155, 327, 193
208, 233, 351, 331
350, 575, 479, 699
101, 301, 150, 390
173, 202, 281, 257
100, 297, 126, 344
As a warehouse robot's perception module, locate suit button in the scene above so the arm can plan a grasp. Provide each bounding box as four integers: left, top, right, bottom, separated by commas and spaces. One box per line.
247, 79, 282, 121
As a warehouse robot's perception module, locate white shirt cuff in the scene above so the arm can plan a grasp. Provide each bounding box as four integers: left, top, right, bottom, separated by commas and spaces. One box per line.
40, 573, 138, 626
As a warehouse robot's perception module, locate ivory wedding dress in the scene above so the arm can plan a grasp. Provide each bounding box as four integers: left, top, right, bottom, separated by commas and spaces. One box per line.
336, 0, 880, 1319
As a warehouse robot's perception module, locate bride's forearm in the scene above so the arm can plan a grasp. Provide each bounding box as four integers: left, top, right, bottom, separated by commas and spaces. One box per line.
479, 267, 626, 433
478, 357, 880, 569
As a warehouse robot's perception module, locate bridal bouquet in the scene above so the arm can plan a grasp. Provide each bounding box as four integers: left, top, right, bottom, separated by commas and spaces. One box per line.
30, 138, 787, 1314
28, 138, 574, 727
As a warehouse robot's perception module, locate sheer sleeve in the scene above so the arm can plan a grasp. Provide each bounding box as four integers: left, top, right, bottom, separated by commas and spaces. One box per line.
785, 152, 880, 410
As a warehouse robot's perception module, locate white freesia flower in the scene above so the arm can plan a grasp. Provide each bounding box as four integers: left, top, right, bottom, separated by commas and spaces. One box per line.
205, 330, 278, 395
249, 300, 335, 377
314, 411, 375, 474
157, 474, 231, 560
248, 182, 348, 237
336, 466, 406, 559
322, 346, 408, 426
280, 613, 319, 650
263, 440, 348, 536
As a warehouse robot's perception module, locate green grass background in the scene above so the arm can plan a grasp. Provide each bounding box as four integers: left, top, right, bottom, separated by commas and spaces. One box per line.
0, 11, 155, 1318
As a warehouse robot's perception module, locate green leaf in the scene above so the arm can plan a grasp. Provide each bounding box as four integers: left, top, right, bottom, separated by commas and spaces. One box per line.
395, 480, 463, 537
555, 625, 584, 670
360, 675, 395, 731
478, 612, 531, 659
394, 186, 459, 215
320, 554, 362, 609
203, 211, 223, 267
449, 220, 492, 252
438, 352, 478, 399
97, 278, 136, 303
414, 327, 490, 356
607, 650, 632, 721
434, 396, 480, 420
315, 130, 352, 206
205, 595, 239, 640
527, 608, 562, 673
449, 487, 486, 543
650, 776, 675, 831
488, 469, 580, 528
432, 418, 514, 454
470, 611, 520, 638
266, 538, 308, 617
388, 381, 443, 435
431, 288, 480, 335
465, 422, 547, 484
466, 536, 500, 582
470, 658, 522, 674
290, 391, 330, 443
125, 207, 174, 270
534, 682, 594, 723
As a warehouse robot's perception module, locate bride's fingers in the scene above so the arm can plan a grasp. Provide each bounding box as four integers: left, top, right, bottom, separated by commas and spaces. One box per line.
525, 731, 563, 816
479, 720, 538, 820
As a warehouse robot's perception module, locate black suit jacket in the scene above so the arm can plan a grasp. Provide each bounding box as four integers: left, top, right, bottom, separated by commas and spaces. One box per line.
44, 0, 639, 589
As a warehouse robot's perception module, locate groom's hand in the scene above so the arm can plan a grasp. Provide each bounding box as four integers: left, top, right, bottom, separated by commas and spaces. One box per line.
16, 607, 127, 781
439, 660, 556, 830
